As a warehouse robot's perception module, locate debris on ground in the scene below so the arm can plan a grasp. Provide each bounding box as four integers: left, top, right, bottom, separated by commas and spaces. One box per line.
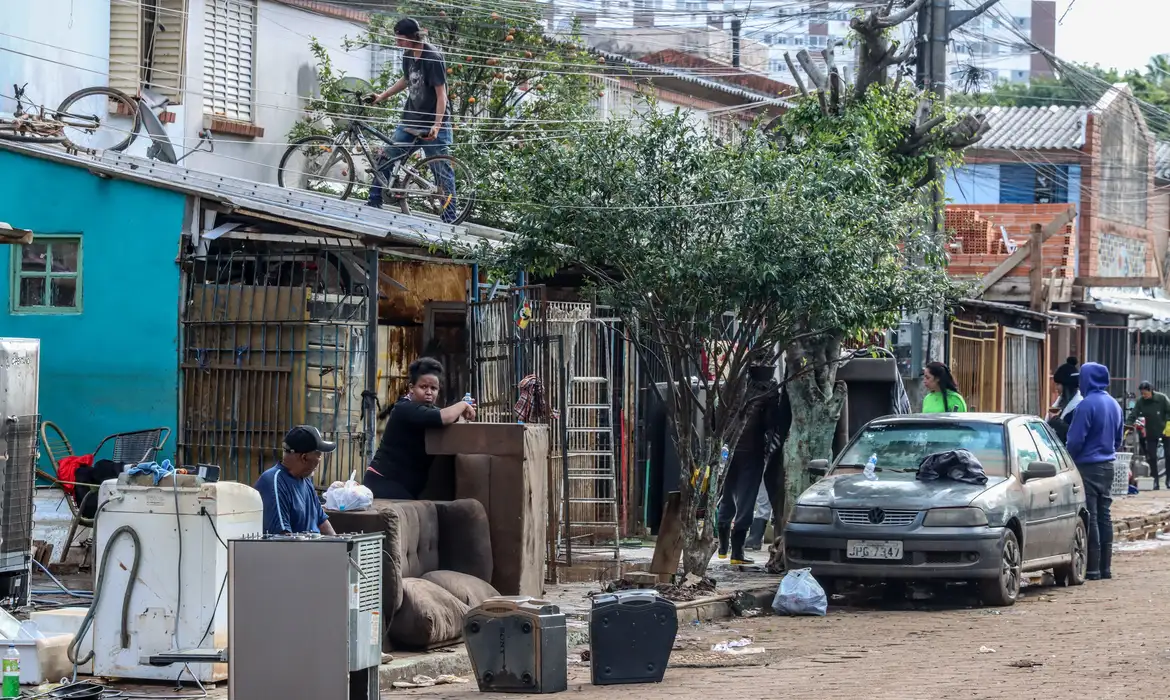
391, 675, 469, 688
978, 646, 997, 654
729, 590, 763, 617
1009, 659, 1044, 668
597, 574, 719, 602
711, 638, 758, 653
580, 649, 591, 661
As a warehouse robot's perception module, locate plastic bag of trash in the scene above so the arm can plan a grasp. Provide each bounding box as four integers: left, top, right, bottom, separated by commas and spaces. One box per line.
323, 472, 374, 512
771, 568, 828, 617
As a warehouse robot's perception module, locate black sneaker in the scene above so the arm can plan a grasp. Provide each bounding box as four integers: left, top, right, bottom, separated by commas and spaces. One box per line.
366, 200, 382, 209
1101, 573, 1113, 580
1087, 573, 1102, 581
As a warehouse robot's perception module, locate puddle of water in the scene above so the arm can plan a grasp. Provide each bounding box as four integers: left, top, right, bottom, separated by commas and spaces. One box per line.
1114, 532, 1170, 552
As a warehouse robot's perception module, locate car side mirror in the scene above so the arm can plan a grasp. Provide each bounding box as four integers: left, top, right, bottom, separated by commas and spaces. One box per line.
1023, 461, 1059, 482
808, 459, 829, 478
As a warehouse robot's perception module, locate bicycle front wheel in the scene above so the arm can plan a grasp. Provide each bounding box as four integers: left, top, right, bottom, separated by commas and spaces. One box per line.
278, 136, 357, 200
54, 86, 140, 153
397, 154, 476, 225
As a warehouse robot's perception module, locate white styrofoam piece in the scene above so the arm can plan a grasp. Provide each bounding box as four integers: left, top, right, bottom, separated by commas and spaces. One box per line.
5, 633, 71, 684
28, 608, 93, 675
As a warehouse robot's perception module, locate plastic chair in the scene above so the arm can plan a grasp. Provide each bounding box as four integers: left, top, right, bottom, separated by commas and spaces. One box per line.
94, 427, 171, 465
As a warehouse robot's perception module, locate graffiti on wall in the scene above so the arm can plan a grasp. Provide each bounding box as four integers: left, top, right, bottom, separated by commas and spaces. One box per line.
1097, 233, 1149, 277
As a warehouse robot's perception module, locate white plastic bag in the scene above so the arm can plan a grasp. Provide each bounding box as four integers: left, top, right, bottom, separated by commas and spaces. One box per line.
771, 568, 828, 617
324, 471, 374, 512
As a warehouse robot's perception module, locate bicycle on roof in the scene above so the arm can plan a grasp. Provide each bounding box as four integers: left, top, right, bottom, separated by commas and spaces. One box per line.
277, 78, 475, 226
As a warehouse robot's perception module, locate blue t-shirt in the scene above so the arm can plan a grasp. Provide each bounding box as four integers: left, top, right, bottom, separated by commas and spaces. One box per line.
255, 463, 328, 534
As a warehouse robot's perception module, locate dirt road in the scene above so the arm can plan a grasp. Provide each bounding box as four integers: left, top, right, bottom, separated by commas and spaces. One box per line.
398, 540, 1170, 699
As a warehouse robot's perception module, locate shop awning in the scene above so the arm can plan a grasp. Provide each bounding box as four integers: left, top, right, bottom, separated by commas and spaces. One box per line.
1085, 287, 1170, 332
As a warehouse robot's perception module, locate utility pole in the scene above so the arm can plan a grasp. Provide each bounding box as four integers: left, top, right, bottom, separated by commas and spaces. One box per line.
730, 16, 742, 68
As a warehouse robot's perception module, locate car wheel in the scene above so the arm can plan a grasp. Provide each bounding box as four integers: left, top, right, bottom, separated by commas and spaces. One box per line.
979, 530, 1021, 607
1054, 518, 1088, 587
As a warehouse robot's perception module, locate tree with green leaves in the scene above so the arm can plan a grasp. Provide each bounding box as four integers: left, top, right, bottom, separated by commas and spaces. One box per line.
288, 1, 599, 221
951, 53, 1170, 137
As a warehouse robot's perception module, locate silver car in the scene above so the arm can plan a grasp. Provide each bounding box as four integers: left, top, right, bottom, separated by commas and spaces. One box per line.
784, 413, 1089, 606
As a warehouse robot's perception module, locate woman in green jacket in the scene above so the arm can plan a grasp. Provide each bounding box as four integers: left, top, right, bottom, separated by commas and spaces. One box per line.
922, 362, 968, 413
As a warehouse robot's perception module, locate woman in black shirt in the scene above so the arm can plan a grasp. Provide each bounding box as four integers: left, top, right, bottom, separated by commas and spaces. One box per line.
364, 357, 475, 499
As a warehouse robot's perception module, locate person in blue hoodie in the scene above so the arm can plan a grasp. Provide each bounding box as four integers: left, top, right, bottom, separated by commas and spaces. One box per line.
1065, 362, 1124, 580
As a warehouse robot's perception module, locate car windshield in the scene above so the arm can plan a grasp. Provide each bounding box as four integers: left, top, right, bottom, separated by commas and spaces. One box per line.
836, 421, 1009, 477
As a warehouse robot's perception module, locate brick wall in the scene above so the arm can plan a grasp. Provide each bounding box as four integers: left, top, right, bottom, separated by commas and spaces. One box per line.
946, 204, 1077, 282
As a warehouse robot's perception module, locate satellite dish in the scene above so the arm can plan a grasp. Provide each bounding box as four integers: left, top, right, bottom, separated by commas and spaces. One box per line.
140, 103, 178, 164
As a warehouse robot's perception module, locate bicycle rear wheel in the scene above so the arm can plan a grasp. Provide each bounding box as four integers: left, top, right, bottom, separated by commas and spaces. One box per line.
278, 135, 357, 200
397, 154, 476, 225
54, 86, 141, 153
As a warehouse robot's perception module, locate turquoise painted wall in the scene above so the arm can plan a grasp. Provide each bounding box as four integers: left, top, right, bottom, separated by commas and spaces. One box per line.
0, 150, 185, 469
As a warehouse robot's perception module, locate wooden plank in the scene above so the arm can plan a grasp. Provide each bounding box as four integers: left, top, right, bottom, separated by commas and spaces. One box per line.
1073, 276, 1162, 287
649, 491, 684, 576
978, 207, 1076, 294
1029, 223, 1044, 311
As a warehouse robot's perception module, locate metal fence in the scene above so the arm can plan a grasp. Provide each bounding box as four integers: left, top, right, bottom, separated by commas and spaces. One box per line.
949, 320, 999, 412
178, 243, 371, 487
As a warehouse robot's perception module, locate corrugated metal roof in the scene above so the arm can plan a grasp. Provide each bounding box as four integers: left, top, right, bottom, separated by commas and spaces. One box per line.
1156, 140, 1170, 182
953, 105, 1090, 150
0, 141, 510, 249
595, 50, 790, 106
1086, 287, 1170, 333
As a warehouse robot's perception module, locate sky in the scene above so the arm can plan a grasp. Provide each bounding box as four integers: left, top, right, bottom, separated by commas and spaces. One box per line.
1054, 0, 1170, 73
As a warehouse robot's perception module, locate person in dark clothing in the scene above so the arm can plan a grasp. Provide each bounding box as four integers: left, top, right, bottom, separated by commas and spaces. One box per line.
364, 357, 475, 499
1127, 381, 1170, 489
366, 17, 458, 220
717, 365, 782, 565
1066, 362, 1124, 580
1046, 366, 1082, 444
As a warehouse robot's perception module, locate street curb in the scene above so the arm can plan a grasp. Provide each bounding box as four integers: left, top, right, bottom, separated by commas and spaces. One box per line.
1113, 511, 1170, 541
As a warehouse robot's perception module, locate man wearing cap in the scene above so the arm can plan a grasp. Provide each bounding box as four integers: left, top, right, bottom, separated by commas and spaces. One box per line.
255, 425, 337, 535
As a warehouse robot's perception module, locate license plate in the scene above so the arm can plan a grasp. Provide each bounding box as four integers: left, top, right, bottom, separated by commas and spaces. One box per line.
846, 540, 903, 559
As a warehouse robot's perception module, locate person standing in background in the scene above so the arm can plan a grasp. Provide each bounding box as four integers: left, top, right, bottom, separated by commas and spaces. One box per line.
921, 362, 967, 413
1066, 362, 1124, 580
1047, 365, 1082, 444
1127, 381, 1170, 489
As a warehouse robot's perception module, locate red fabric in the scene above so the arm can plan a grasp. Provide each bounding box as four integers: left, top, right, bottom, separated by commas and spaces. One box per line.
56, 454, 94, 496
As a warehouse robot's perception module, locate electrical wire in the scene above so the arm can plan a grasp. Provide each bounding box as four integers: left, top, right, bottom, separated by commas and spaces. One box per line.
30, 559, 93, 599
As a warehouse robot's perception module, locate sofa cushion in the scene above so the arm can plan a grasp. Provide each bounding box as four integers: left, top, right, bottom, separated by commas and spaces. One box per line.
435, 499, 493, 582
421, 570, 500, 608
388, 577, 469, 649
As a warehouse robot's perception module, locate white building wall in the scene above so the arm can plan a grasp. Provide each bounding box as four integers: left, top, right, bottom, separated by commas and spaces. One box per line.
0, 0, 370, 185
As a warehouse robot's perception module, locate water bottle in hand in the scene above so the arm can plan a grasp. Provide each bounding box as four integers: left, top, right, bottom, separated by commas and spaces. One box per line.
863, 453, 879, 481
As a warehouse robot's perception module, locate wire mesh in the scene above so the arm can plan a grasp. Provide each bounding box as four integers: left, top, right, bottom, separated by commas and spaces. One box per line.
0, 414, 39, 576
178, 242, 370, 487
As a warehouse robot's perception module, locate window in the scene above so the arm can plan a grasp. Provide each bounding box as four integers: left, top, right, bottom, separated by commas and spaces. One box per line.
11, 237, 82, 313
1026, 423, 1069, 471
1008, 422, 1041, 475
1014, 16, 1031, 31
110, 0, 187, 103
838, 421, 1009, 477
203, 0, 257, 123
810, 35, 827, 48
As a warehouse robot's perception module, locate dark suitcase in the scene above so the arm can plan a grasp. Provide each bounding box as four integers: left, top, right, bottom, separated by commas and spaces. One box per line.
589, 590, 678, 685
464, 596, 568, 693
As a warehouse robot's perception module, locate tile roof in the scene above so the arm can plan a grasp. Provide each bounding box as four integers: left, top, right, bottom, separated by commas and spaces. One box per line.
1156, 140, 1170, 182
594, 50, 791, 106
953, 105, 1090, 150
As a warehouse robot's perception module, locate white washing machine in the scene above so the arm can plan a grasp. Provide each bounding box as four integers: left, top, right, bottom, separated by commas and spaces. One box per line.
92, 474, 262, 682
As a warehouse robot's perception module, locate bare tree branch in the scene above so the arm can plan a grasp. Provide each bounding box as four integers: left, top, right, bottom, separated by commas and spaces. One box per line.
796, 50, 827, 91
784, 52, 809, 97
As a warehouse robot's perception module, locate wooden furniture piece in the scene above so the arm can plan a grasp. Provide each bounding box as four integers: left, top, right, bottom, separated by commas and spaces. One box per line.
425, 423, 549, 597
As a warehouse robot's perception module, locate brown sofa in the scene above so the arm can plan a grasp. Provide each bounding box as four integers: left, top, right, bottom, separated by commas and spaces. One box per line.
327, 498, 499, 650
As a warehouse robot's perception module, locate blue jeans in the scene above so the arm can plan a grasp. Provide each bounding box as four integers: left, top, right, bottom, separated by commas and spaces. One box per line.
368, 123, 458, 222
1076, 461, 1114, 578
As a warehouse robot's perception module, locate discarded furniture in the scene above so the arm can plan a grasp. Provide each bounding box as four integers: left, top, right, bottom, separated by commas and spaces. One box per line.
38, 422, 171, 564
464, 596, 567, 694
328, 498, 497, 650
424, 423, 549, 597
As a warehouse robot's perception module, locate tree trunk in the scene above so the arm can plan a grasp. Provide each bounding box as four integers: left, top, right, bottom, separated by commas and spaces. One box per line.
767, 334, 847, 572
678, 437, 719, 576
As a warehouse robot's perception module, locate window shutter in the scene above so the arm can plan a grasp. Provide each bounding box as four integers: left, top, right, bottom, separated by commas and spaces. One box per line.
146, 0, 187, 103
109, 0, 143, 95
203, 0, 256, 122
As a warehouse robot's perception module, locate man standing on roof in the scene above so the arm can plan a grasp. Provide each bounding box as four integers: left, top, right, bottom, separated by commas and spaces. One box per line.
1066, 363, 1123, 580
365, 17, 457, 221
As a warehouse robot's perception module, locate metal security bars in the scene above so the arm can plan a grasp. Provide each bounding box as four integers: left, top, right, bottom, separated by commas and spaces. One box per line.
178, 242, 370, 487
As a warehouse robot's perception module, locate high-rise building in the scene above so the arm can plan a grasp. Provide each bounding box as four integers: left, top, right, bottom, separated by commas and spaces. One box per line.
542, 0, 1057, 91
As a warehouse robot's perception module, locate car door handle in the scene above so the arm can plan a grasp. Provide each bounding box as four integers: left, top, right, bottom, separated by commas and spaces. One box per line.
1049, 492, 1058, 502
1072, 483, 1081, 491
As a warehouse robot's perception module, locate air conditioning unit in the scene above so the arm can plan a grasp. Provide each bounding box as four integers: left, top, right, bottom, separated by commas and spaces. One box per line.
0, 338, 40, 608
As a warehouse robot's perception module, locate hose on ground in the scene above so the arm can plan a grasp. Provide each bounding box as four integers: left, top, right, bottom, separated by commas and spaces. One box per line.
67, 524, 141, 669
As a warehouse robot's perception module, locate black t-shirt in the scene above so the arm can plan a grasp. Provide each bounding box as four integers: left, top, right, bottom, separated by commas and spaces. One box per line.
401, 43, 448, 130
370, 398, 444, 497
